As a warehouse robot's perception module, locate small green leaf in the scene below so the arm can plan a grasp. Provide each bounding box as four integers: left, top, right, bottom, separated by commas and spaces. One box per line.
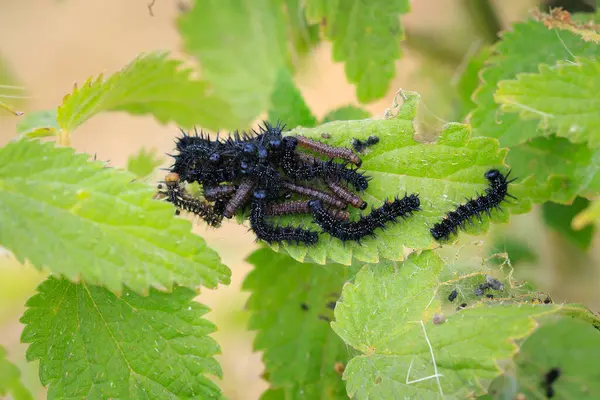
470, 19, 600, 147
0, 139, 230, 293
322, 106, 370, 123
21, 277, 223, 399
469, 19, 600, 202
514, 317, 600, 398
495, 57, 600, 147
268, 68, 317, 130
57, 51, 236, 134
455, 45, 491, 120
307, 0, 411, 103
542, 196, 595, 250
16, 110, 59, 137
504, 135, 600, 203
178, 0, 287, 129
243, 248, 355, 399
127, 147, 163, 178
331, 251, 596, 399
260, 388, 286, 400
0, 345, 33, 400
269, 91, 547, 265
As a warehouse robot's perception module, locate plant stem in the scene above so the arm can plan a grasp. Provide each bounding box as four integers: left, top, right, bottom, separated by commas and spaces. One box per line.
461, 0, 503, 43
58, 129, 71, 146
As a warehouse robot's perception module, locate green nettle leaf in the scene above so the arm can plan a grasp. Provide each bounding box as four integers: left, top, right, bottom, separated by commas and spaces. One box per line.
503, 135, 600, 203
470, 19, 599, 146
57, 51, 237, 133
306, 0, 410, 103
260, 388, 286, 400
468, 19, 600, 202
542, 196, 595, 250
178, 0, 287, 129
16, 110, 60, 138
0, 345, 33, 400
127, 147, 164, 179
331, 251, 596, 399
243, 248, 356, 399
0, 139, 230, 293
322, 106, 371, 123
455, 45, 491, 120
282, 0, 321, 63
268, 68, 317, 130
514, 317, 600, 399
495, 57, 600, 147
268, 91, 548, 265
21, 277, 223, 399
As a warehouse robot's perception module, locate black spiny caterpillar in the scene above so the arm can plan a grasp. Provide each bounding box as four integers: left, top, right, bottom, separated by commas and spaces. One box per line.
430, 169, 517, 242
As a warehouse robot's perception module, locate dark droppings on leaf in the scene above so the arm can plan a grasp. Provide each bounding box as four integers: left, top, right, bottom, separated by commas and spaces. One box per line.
448, 289, 458, 302
352, 136, 380, 153
474, 275, 505, 296
321, 132, 331, 139
486, 294, 494, 299
486, 275, 504, 291
300, 303, 309, 311
318, 314, 331, 322
326, 301, 336, 310
457, 303, 467, 311
542, 367, 561, 398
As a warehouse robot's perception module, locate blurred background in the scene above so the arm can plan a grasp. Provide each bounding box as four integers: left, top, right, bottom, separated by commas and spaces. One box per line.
0, 1, 598, 399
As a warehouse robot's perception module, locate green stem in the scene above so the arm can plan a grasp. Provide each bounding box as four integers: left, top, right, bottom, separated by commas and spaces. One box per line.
461, 0, 503, 44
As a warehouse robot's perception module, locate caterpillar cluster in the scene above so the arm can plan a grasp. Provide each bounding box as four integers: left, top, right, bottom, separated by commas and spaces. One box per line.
157, 120, 516, 247
157, 122, 421, 246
